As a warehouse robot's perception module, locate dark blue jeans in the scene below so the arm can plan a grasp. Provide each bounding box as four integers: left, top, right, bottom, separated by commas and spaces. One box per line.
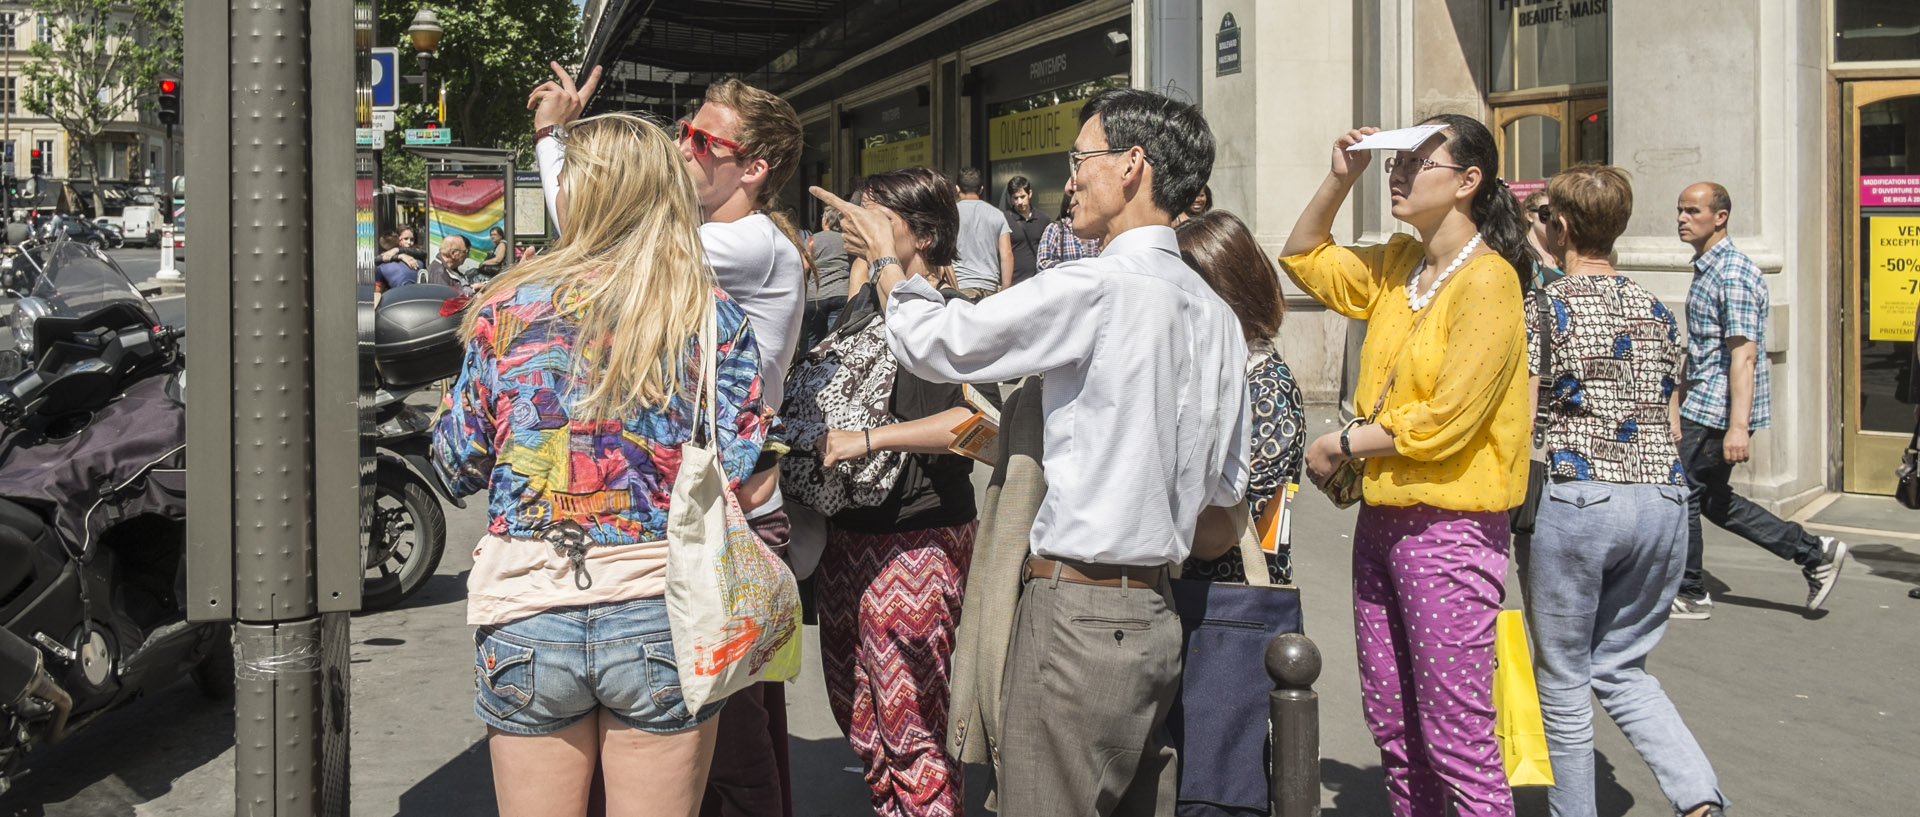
1678, 419, 1820, 598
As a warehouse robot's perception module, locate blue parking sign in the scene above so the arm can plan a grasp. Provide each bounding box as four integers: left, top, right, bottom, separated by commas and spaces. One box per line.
371, 47, 398, 110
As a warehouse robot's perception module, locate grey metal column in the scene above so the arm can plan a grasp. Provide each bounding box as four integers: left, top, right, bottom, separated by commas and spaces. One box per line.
185, 0, 363, 813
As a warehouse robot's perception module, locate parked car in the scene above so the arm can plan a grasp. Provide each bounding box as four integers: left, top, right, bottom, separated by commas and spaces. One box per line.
93, 218, 127, 249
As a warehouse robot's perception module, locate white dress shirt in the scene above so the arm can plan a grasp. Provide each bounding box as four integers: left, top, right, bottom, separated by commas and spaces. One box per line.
885, 225, 1251, 566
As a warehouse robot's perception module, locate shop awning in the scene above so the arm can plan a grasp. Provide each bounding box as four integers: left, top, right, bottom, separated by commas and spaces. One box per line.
581, 0, 955, 117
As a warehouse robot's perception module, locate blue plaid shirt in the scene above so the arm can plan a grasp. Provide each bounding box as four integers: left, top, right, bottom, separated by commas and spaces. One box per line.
1681, 238, 1771, 430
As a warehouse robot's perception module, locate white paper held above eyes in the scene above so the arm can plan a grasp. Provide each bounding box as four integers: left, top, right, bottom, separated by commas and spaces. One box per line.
1346, 124, 1449, 153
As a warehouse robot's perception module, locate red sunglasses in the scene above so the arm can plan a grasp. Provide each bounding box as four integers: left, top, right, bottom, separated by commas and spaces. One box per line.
677, 120, 744, 157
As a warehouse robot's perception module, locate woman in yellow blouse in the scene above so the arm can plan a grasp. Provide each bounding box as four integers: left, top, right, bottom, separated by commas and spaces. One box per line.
1279, 114, 1531, 817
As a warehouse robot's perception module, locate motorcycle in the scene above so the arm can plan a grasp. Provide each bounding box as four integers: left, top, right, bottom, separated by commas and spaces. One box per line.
0, 246, 466, 789
0, 240, 220, 793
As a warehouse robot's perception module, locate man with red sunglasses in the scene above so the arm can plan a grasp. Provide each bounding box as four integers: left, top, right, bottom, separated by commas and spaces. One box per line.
529, 62, 809, 817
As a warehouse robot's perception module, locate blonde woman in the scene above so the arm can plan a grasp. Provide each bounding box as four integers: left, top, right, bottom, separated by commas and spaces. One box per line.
432, 114, 768, 817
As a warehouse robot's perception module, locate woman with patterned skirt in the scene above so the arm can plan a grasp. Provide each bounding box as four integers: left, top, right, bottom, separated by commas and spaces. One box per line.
808, 167, 978, 817
1176, 210, 1306, 584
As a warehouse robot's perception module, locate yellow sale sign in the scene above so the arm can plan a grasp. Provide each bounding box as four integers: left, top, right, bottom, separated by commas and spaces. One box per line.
1868, 216, 1920, 342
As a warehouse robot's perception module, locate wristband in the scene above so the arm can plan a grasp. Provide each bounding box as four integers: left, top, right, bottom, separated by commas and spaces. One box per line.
864, 428, 872, 456
1340, 427, 1353, 458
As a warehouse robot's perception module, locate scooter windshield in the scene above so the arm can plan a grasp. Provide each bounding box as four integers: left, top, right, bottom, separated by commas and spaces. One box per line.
25, 240, 162, 327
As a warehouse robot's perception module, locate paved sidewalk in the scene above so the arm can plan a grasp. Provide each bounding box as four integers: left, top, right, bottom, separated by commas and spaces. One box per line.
2, 407, 1916, 816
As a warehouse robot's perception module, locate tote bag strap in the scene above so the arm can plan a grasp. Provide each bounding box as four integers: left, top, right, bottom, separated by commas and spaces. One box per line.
1364, 261, 1446, 423
1229, 497, 1274, 588
693, 297, 719, 448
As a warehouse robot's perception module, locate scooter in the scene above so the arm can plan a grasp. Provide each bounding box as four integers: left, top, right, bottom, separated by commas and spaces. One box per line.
0, 239, 221, 793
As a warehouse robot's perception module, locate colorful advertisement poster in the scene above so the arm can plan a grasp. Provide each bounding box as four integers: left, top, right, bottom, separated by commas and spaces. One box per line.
1860, 175, 1920, 208
1868, 216, 1920, 342
428, 175, 506, 254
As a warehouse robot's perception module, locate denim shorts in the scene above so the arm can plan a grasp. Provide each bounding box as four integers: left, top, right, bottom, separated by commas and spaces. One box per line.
473, 597, 725, 735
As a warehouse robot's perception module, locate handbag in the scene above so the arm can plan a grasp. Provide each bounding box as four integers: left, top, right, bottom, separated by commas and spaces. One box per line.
1510, 291, 1556, 535
665, 302, 803, 712
1492, 609, 1555, 787
1322, 277, 1446, 508
1168, 494, 1304, 815
1896, 411, 1919, 510
780, 287, 908, 515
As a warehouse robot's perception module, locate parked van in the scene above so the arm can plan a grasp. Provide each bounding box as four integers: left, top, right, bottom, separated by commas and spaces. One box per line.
117, 205, 162, 248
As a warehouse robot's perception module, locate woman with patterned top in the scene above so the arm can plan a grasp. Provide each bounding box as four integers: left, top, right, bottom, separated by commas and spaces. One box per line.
1280, 114, 1533, 817
1176, 210, 1305, 584
1525, 165, 1725, 817
431, 114, 767, 817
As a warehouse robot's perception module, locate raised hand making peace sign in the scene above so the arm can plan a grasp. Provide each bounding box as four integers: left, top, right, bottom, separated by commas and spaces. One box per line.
527, 61, 602, 132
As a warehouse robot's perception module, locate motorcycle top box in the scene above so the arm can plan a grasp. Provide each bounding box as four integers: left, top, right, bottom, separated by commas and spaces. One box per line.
374, 283, 464, 390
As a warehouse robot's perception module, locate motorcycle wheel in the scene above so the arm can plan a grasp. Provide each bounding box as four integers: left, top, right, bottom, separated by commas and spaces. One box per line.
191, 625, 235, 700
361, 463, 446, 611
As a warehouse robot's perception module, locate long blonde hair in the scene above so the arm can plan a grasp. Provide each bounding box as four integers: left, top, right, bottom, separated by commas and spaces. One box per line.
461, 113, 714, 420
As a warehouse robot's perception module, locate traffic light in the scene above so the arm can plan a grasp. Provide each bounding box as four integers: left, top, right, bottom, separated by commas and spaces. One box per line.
29, 148, 41, 178
157, 77, 180, 126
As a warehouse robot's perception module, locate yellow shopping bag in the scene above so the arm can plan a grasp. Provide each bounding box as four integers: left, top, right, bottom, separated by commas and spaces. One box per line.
1492, 609, 1555, 786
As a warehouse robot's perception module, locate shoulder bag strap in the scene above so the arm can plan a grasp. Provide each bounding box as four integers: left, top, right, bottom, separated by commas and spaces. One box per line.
696, 297, 719, 448
1230, 498, 1274, 588
1531, 288, 1555, 440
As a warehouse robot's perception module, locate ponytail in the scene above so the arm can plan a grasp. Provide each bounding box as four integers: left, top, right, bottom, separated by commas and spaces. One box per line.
1419, 113, 1534, 291
1473, 178, 1534, 291
764, 207, 818, 285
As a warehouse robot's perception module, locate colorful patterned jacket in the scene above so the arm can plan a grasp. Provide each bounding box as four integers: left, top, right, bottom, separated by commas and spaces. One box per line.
431, 283, 766, 545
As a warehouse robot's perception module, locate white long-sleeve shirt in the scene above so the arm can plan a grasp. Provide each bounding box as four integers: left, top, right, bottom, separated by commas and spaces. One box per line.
885, 225, 1251, 566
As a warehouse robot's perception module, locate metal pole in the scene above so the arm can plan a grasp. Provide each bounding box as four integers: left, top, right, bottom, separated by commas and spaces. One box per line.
184, 0, 361, 814
1267, 632, 1323, 817
157, 122, 176, 278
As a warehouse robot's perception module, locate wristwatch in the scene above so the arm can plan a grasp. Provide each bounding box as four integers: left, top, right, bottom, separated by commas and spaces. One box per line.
534, 123, 567, 144
1339, 427, 1354, 457
869, 256, 899, 275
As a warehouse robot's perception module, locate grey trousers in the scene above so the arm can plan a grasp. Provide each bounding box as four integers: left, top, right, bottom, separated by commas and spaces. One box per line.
997, 570, 1182, 816
1527, 480, 1725, 817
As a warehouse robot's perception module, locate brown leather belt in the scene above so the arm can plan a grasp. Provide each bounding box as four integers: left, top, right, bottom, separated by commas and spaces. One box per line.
1024, 557, 1168, 589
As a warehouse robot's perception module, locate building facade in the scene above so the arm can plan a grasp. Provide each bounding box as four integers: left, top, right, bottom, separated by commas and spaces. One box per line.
0, 7, 180, 211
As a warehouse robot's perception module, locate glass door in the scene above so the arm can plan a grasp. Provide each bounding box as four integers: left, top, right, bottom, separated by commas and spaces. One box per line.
1842, 80, 1920, 494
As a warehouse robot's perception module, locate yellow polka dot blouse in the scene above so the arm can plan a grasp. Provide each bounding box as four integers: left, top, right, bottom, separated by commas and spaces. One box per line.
1280, 234, 1530, 512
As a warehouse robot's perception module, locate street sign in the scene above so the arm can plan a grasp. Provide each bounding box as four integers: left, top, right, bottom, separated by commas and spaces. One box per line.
405, 128, 451, 145
371, 47, 399, 110
372, 109, 395, 131
355, 127, 386, 149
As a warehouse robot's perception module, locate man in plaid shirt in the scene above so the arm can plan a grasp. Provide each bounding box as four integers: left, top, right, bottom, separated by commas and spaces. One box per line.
1671, 182, 1848, 619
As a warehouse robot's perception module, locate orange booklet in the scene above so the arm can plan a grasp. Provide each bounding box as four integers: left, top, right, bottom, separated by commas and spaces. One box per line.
948, 411, 999, 466
1255, 483, 1298, 554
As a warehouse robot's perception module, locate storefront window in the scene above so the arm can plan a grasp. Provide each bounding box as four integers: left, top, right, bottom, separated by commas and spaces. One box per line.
1489, 0, 1609, 94
1502, 115, 1562, 181
1835, 0, 1920, 63
984, 74, 1127, 218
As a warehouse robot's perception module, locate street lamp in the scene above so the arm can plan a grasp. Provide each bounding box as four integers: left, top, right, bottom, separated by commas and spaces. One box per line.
407, 8, 441, 109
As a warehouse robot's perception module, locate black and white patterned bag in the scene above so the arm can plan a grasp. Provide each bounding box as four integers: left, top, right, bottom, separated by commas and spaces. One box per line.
779, 307, 906, 516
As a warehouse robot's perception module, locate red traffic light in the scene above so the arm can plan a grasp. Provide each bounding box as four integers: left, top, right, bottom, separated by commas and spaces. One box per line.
29, 149, 39, 158
424, 121, 439, 129
160, 78, 177, 93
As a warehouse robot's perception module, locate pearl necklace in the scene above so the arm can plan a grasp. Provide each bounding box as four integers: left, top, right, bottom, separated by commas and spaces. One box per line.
1405, 233, 1482, 311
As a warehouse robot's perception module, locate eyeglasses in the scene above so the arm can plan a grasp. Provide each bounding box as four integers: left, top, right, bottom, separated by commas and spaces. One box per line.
1530, 205, 1553, 221
1383, 155, 1468, 175
1067, 147, 1138, 178
677, 120, 744, 158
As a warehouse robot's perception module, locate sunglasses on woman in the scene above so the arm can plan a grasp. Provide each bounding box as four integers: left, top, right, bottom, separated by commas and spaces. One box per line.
677, 120, 745, 158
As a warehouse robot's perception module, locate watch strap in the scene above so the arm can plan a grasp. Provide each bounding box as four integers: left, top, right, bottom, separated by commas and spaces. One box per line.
535, 124, 564, 144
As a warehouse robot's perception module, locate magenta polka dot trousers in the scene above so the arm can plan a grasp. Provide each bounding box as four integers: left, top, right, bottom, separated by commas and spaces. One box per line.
1352, 502, 1515, 817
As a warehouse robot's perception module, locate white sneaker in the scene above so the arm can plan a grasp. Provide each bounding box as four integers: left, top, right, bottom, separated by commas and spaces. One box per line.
1670, 592, 1713, 620
1804, 537, 1849, 612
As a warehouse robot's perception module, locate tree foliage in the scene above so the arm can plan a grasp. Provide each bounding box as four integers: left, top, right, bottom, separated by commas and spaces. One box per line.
21, 0, 182, 214
378, 0, 579, 189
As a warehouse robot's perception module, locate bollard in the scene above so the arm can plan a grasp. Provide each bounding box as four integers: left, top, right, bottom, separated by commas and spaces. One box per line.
1267, 631, 1322, 817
